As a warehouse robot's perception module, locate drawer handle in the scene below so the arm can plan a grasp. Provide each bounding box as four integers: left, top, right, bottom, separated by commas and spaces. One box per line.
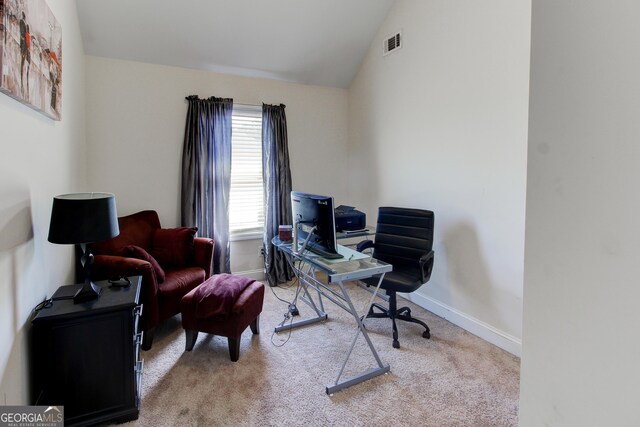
133, 304, 143, 318
134, 331, 144, 345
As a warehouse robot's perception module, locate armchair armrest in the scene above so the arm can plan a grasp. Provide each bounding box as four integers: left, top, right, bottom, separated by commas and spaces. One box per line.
93, 254, 158, 298
93, 254, 160, 332
193, 237, 214, 279
419, 250, 435, 283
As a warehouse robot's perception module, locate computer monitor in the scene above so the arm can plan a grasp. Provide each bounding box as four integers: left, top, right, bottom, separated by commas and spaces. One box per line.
291, 191, 342, 259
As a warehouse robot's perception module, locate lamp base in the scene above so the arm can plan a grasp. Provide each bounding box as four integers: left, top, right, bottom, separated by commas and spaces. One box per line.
73, 280, 103, 304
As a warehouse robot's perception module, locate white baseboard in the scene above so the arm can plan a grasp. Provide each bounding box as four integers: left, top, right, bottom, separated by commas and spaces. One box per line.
233, 269, 265, 281
401, 292, 522, 357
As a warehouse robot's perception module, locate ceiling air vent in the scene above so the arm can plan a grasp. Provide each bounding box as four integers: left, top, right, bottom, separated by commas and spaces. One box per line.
383, 31, 402, 56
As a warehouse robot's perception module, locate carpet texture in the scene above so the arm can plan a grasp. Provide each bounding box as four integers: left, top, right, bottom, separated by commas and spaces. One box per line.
126, 281, 519, 426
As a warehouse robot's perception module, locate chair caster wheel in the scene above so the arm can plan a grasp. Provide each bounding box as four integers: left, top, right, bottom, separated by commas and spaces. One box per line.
422, 331, 431, 339
392, 340, 400, 349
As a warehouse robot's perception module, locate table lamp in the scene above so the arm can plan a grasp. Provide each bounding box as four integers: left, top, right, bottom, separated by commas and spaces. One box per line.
48, 193, 119, 303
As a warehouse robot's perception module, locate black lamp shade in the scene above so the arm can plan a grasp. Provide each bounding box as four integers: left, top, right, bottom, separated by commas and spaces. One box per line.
48, 193, 120, 244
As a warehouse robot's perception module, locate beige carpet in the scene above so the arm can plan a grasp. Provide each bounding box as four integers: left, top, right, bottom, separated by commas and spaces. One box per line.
125, 281, 520, 426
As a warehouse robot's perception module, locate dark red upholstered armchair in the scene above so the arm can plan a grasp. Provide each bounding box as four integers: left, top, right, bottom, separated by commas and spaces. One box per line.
91, 210, 213, 350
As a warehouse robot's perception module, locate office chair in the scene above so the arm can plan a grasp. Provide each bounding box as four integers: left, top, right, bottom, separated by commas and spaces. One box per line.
357, 207, 434, 349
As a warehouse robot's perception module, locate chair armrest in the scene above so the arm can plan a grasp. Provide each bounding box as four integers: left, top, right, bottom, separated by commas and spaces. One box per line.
93, 255, 158, 298
94, 254, 161, 332
356, 240, 375, 253
193, 237, 214, 279
419, 250, 435, 283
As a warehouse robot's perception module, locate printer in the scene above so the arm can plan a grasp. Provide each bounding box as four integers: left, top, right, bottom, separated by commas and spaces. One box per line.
334, 205, 366, 231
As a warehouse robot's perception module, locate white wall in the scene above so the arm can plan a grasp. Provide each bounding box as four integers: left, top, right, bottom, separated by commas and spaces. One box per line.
84, 56, 348, 274
519, 1, 640, 425
0, 0, 86, 404
348, 0, 531, 354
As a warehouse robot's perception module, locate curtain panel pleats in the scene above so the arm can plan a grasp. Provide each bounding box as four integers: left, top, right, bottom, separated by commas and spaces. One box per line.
181, 95, 233, 274
262, 103, 294, 285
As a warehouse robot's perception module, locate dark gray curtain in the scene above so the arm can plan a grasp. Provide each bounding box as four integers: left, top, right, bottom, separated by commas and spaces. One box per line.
181, 95, 233, 274
262, 103, 294, 285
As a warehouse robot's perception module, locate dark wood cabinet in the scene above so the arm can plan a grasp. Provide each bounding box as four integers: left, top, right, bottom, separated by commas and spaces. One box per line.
31, 276, 143, 426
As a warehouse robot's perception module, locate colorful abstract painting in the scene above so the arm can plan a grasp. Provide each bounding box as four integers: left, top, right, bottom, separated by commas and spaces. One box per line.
0, 0, 62, 120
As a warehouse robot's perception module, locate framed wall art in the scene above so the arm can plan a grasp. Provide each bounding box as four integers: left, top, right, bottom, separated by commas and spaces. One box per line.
0, 0, 62, 120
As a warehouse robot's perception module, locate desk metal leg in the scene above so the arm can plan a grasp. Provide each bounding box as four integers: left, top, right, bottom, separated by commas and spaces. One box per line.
326, 275, 390, 395
274, 260, 328, 333
273, 249, 390, 394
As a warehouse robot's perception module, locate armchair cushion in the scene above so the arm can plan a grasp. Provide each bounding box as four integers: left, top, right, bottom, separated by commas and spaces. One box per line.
123, 245, 165, 283
159, 267, 206, 299
151, 227, 197, 268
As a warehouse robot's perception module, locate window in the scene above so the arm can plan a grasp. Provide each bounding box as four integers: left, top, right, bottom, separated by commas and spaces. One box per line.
229, 105, 264, 239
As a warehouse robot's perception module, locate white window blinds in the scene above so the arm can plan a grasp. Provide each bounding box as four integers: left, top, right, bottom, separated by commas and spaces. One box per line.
229, 105, 264, 238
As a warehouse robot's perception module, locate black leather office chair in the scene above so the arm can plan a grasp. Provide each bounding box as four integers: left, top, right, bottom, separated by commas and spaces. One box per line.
357, 207, 435, 349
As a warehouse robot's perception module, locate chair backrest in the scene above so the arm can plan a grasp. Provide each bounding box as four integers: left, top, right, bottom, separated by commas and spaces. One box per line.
373, 207, 434, 281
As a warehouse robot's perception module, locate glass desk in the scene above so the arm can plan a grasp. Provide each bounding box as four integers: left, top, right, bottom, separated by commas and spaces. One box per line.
272, 237, 391, 395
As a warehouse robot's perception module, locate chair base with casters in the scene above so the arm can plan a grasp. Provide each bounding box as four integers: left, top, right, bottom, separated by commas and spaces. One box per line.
366, 290, 430, 349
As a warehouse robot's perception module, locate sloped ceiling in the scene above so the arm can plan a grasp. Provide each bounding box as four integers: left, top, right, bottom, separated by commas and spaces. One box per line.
76, 0, 396, 88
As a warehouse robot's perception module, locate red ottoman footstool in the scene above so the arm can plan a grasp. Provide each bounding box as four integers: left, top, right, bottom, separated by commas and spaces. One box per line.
180, 273, 264, 361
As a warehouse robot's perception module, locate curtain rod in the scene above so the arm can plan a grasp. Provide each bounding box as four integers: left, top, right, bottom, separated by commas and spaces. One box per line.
184, 96, 284, 108
237, 102, 286, 108
183, 96, 257, 106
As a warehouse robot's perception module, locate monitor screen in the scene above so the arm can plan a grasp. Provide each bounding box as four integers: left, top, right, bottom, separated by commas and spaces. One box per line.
291, 191, 342, 259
